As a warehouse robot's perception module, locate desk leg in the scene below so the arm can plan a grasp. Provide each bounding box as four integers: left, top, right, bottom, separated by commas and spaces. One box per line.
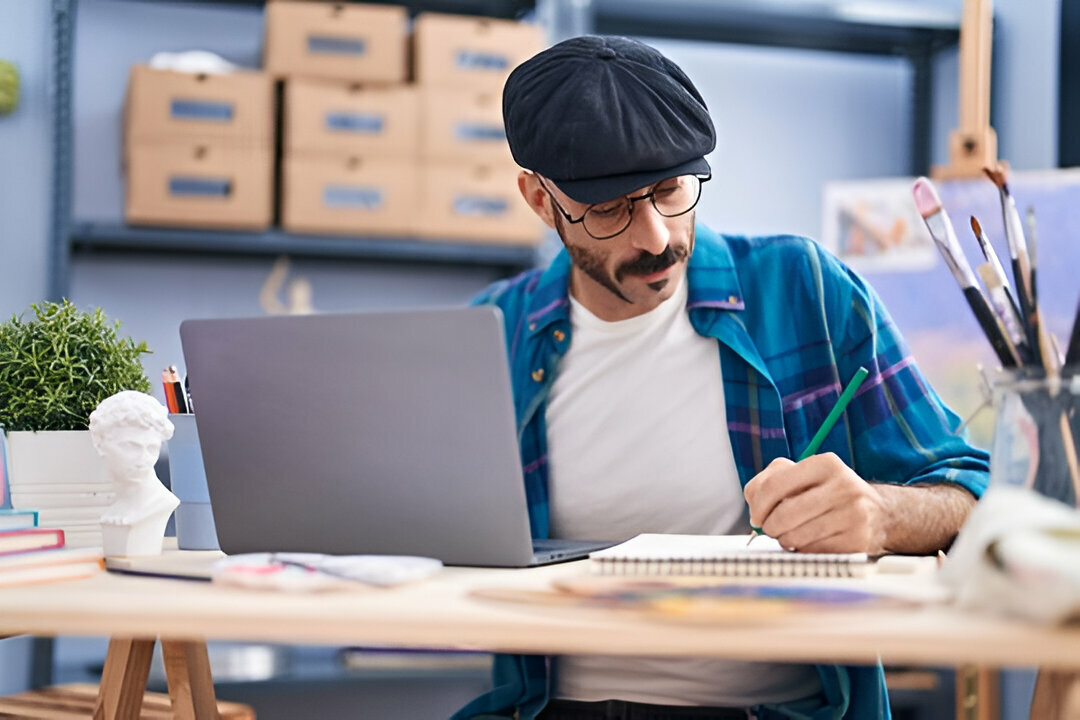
956, 665, 999, 720
94, 637, 155, 720
1030, 669, 1080, 720
161, 639, 221, 720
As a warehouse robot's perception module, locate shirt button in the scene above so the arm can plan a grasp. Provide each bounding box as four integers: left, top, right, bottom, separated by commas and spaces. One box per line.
529, 323, 537, 331
553, 330, 565, 342
728, 295, 739, 304
531, 369, 545, 382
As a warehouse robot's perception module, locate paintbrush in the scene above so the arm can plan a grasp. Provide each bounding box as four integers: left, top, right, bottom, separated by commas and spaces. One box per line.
983, 166, 1038, 357
976, 264, 1025, 367
1023, 206, 1061, 372
970, 216, 1025, 340
913, 177, 1016, 368
1066, 299, 1080, 368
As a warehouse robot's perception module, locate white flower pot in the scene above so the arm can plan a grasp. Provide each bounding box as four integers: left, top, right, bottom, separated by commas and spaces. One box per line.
6, 430, 109, 488
5, 430, 113, 547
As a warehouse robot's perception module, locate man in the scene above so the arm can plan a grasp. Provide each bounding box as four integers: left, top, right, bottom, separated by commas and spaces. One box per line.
454, 35, 988, 720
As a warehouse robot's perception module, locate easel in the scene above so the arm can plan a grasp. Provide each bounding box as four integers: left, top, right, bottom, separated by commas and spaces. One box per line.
932, 0, 1003, 180
936, 0, 1001, 717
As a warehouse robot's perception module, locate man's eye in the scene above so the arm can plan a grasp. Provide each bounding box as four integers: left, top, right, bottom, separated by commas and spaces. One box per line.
590, 204, 622, 217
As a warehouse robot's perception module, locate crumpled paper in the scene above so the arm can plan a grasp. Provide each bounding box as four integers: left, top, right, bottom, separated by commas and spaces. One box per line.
939, 485, 1080, 624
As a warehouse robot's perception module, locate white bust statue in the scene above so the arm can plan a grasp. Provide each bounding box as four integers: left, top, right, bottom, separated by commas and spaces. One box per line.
89, 390, 179, 557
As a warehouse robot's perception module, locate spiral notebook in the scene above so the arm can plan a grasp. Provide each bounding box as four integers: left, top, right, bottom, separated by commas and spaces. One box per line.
589, 533, 873, 578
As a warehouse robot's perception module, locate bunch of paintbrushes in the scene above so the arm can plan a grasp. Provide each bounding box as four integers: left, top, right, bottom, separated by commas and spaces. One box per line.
912, 169, 1080, 504
912, 170, 1080, 373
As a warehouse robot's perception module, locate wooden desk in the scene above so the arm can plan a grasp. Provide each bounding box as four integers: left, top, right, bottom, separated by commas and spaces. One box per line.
1, 563, 1078, 718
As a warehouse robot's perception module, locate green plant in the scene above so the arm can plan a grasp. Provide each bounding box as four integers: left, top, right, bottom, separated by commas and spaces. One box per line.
0, 300, 151, 431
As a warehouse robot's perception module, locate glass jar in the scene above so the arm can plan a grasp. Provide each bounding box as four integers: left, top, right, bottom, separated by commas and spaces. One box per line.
988, 368, 1080, 507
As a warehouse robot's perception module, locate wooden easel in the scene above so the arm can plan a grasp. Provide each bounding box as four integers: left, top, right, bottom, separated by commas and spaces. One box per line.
932, 0, 1003, 179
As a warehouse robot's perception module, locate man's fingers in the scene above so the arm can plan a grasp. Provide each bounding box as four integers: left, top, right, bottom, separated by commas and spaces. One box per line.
772, 493, 886, 554
745, 454, 837, 527
758, 482, 837, 541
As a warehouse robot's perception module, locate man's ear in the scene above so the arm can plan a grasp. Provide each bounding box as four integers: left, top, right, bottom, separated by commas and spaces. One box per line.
518, 171, 556, 229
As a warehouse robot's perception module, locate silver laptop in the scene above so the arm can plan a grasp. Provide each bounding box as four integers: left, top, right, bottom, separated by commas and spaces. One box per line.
178, 307, 611, 568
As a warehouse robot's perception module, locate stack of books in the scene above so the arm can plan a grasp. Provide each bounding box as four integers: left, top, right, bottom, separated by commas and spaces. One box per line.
0, 433, 103, 587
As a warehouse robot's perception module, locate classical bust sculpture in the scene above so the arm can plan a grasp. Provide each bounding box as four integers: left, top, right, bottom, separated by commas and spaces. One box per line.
89, 390, 178, 557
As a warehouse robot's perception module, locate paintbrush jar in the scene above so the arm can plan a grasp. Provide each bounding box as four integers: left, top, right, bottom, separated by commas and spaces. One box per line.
989, 368, 1080, 507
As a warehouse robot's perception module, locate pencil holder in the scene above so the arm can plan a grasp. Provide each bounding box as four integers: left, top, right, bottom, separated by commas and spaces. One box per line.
989, 368, 1080, 507
167, 413, 220, 550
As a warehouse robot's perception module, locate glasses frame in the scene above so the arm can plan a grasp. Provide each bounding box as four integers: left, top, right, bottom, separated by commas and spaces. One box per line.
536, 173, 710, 240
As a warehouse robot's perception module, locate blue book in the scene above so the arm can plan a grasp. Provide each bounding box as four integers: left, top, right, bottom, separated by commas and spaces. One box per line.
0, 508, 39, 532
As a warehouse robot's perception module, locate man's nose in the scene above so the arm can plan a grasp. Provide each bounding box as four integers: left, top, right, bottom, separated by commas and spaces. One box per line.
625, 201, 672, 255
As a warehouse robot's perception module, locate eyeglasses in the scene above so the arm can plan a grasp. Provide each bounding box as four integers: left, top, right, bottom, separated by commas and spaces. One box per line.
536, 173, 709, 240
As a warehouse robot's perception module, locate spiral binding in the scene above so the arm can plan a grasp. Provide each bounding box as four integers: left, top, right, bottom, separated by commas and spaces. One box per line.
593, 554, 865, 578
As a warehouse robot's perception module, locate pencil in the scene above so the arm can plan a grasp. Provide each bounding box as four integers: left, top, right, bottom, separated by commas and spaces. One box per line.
748, 366, 870, 542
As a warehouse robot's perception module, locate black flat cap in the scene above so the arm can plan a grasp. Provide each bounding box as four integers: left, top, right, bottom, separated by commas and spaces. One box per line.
502, 35, 715, 205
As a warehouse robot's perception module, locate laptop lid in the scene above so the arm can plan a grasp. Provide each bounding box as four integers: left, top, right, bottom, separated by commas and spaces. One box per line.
180, 306, 548, 568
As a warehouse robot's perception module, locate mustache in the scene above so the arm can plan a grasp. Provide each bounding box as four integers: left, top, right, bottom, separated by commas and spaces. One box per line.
615, 244, 689, 282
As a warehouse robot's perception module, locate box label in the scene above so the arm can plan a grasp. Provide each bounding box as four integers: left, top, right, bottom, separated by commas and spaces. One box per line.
324, 185, 384, 210
454, 122, 505, 142
325, 111, 385, 134
168, 176, 233, 197
170, 99, 234, 123
454, 50, 509, 71
453, 194, 508, 217
308, 35, 367, 56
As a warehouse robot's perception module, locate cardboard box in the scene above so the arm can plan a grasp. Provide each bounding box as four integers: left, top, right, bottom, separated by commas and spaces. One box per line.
285, 79, 419, 158
420, 87, 512, 163
281, 154, 417, 236
264, 1, 409, 84
413, 13, 545, 90
415, 162, 542, 245
125, 65, 274, 148
125, 141, 273, 230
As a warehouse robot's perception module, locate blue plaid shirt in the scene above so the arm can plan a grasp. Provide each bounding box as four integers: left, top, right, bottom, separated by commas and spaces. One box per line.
454, 224, 989, 720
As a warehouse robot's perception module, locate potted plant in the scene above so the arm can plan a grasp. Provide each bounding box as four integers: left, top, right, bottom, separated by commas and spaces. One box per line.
0, 300, 151, 492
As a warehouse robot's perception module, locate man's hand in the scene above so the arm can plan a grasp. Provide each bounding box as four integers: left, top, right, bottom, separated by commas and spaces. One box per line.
744, 454, 889, 555
744, 454, 977, 556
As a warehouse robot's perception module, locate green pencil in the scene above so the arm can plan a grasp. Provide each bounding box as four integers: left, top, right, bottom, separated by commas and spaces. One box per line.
748, 366, 870, 541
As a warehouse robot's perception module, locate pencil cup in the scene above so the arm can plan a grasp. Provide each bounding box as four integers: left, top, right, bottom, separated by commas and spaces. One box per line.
989, 369, 1080, 508
167, 413, 220, 550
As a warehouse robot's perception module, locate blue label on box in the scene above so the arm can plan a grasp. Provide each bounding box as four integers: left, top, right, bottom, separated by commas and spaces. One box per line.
453, 195, 507, 217
170, 99, 234, 122
308, 35, 367, 56
455, 50, 509, 71
169, 177, 232, 197
454, 123, 505, 142
324, 185, 384, 210
325, 111, 384, 134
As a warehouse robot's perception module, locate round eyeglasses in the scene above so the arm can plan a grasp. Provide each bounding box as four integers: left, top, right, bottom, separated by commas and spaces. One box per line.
538, 173, 709, 240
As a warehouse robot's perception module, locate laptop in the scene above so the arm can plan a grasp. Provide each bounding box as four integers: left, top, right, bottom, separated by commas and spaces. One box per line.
175, 306, 612, 568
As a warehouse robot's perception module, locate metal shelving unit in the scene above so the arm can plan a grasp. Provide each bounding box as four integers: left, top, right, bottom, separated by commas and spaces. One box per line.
46, 0, 542, 301
48, 0, 967, 301
70, 222, 541, 275
545, 0, 963, 179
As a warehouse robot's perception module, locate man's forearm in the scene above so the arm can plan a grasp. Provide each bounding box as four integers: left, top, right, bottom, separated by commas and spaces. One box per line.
875, 482, 977, 555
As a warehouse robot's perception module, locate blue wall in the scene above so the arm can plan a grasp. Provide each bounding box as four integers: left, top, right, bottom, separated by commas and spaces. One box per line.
0, 0, 52, 315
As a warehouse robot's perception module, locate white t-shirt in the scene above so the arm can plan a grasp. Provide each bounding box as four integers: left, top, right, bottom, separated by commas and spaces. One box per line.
546, 277, 823, 707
